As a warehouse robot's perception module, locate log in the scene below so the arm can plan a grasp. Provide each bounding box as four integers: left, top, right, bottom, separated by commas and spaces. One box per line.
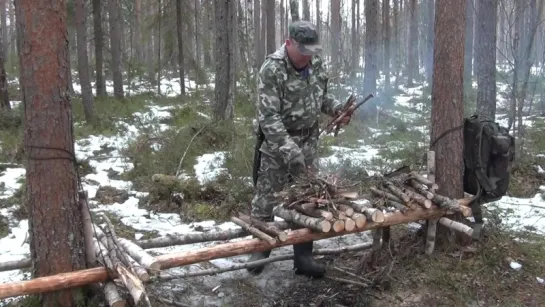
345, 199, 372, 213
438, 217, 474, 237
409, 171, 439, 190
116, 265, 145, 305
369, 187, 403, 203
238, 213, 288, 242
0, 259, 31, 272
385, 199, 409, 214
103, 281, 126, 307
384, 181, 411, 203
363, 208, 385, 223
338, 204, 354, 216
339, 217, 356, 231
80, 190, 96, 266
331, 219, 346, 232
351, 213, 367, 228
272, 206, 332, 232
408, 179, 434, 199
0, 204, 471, 299
230, 216, 277, 246
126, 254, 150, 282
117, 238, 162, 272
402, 187, 432, 209
425, 150, 438, 256
156, 242, 373, 281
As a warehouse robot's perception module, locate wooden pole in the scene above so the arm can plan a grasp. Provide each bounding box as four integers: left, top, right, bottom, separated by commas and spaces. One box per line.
0, 201, 472, 300
425, 151, 438, 255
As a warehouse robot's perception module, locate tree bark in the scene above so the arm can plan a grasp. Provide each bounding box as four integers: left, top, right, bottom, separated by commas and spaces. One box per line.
0, 27, 9, 110
92, 0, 107, 97
430, 0, 466, 244
108, 0, 124, 99
266, 0, 275, 54
363, 0, 378, 95
75, 0, 95, 124
475, 0, 498, 119
463, 0, 474, 89
214, 0, 234, 121
15, 0, 87, 305
407, 0, 419, 86
383, 0, 391, 89
176, 0, 185, 95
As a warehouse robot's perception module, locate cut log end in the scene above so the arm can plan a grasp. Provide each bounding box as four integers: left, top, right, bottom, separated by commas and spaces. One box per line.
321, 220, 332, 233
332, 219, 345, 232
343, 218, 356, 231
351, 213, 367, 228
277, 232, 289, 242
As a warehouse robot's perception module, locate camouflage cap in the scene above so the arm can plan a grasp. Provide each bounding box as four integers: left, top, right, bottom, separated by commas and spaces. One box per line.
288, 20, 322, 56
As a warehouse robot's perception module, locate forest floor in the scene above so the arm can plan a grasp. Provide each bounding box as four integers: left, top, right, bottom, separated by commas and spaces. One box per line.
0, 71, 545, 306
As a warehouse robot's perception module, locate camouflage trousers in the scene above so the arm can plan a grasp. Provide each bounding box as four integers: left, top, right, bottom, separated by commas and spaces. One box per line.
250, 127, 320, 220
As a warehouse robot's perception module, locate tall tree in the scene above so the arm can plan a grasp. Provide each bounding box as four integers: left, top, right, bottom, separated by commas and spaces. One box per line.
108, 0, 124, 99
92, 0, 107, 97
176, 0, 185, 95
266, 0, 275, 54
75, 0, 95, 124
15, 0, 87, 305
0, 27, 9, 111
407, 0, 419, 86
383, 0, 391, 90
430, 0, 466, 227
363, 0, 378, 95
214, 0, 234, 120
463, 0, 474, 89
475, 0, 498, 119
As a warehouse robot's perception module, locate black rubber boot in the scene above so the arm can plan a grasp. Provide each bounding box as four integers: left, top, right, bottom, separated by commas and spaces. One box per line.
246, 216, 273, 275
293, 240, 326, 278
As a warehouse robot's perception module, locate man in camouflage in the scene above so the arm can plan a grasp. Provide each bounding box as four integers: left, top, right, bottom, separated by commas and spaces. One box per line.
248, 20, 351, 278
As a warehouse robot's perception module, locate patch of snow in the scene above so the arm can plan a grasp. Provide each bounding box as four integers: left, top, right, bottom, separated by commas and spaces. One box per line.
537, 277, 544, 284
0, 168, 25, 199
510, 261, 522, 270
486, 191, 545, 235
194, 152, 228, 185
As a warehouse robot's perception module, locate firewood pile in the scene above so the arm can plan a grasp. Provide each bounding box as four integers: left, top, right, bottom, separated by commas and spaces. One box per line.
91, 214, 156, 307
237, 169, 473, 239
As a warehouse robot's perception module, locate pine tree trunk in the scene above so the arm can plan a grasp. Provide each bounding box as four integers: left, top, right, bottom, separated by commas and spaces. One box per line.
425, 0, 434, 86
0, 0, 7, 60
302, 0, 310, 20
176, 0, 185, 96
15, 0, 87, 305
92, 0, 106, 97
75, 0, 95, 124
363, 0, 378, 96
108, 0, 124, 99
253, 0, 261, 70
475, 0, 498, 119
383, 0, 391, 90
407, 0, 419, 86
0, 28, 9, 110
430, 0, 466, 244
214, 0, 233, 121
464, 0, 474, 89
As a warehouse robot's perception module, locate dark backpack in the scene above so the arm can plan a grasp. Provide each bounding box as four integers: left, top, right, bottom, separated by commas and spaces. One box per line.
462, 114, 515, 238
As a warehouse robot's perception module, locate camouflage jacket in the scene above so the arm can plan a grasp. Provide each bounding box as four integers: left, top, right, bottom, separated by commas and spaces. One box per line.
255, 44, 342, 164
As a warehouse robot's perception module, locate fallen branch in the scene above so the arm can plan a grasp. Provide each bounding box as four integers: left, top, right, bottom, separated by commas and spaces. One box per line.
238, 213, 288, 242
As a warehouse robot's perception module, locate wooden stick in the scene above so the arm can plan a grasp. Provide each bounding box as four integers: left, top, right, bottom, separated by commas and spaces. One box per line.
407, 179, 435, 199
238, 213, 288, 242
331, 218, 346, 232
425, 151, 438, 255
438, 217, 474, 237
272, 206, 332, 232
351, 213, 367, 228
402, 187, 433, 209
344, 199, 372, 213
364, 208, 385, 223
338, 204, 354, 216
385, 199, 409, 213
370, 187, 403, 203
103, 281, 126, 307
0, 204, 471, 299
384, 181, 411, 203
410, 171, 439, 190
230, 216, 277, 245
80, 190, 96, 266
117, 238, 161, 272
